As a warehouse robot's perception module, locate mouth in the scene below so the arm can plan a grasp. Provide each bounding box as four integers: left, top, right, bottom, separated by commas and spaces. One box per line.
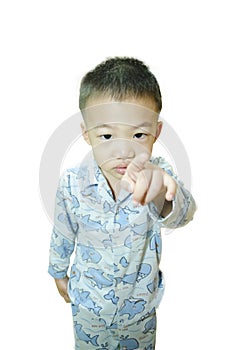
115, 164, 128, 175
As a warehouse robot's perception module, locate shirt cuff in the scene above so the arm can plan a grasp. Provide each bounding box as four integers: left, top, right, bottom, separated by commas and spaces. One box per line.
48, 265, 68, 279
148, 185, 188, 228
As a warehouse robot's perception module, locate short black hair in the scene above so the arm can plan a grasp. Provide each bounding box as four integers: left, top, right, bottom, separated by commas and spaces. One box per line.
79, 57, 162, 111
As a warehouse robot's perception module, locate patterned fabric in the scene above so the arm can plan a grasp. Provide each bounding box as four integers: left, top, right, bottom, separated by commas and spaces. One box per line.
48, 153, 196, 348
71, 302, 156, 349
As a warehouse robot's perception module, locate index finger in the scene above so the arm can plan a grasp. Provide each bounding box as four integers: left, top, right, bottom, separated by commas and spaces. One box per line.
126, 152, 150, 181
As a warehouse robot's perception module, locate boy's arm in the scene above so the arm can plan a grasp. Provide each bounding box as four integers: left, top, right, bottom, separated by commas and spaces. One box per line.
48, 171, 78, 300
121, 154, 196, 229
149, 157, 196, 229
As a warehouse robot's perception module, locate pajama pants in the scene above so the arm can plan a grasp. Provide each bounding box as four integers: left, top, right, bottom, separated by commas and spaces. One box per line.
71, 303, 156, 350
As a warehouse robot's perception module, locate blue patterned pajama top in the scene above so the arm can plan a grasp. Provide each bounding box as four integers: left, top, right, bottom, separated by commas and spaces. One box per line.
48, 155, 196, 326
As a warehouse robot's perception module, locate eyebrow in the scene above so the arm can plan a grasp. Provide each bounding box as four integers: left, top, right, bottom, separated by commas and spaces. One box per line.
94, 122, 153, 129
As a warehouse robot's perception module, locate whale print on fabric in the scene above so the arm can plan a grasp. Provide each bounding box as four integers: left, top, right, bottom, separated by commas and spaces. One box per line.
119, 256, 129, 268
143, 315, 157, 334
81, 184, 103, 205
74, 322, 99, 346
114, 207, 130, 231
119, 297, 147, 320
78, 244, 102, 263
103, 201, 115, 214
137, 306, 157, 334
114, 206, 138, 231
57, 212, 78, 232
51, 238, 75, 259
84, 268, 114, 289
79, 215, 108, 233
72, 288, 102, 316
115, 263, 151, 286
104, 289, 119, 305
120, 335, 139, 350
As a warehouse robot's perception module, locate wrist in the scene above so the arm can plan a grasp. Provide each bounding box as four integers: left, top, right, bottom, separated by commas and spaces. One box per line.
55, 275, 68, 280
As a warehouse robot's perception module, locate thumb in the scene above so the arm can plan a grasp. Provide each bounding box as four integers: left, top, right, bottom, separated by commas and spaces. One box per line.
163, 173, 177, 201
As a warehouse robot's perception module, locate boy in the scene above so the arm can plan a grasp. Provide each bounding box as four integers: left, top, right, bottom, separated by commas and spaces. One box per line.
48, 57, 196, 349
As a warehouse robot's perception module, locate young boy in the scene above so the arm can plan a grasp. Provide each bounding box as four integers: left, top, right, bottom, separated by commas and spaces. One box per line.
48, 57, 196, 350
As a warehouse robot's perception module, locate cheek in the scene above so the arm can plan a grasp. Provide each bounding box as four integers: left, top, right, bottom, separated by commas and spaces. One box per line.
92, 142, 112, 166
136, 137, 155, 153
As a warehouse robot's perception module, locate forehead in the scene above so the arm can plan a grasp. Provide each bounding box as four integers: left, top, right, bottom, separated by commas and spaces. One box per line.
82, 98, 159, 129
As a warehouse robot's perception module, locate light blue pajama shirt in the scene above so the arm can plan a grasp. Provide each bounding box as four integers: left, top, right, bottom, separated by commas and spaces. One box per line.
48, 155, 196, 349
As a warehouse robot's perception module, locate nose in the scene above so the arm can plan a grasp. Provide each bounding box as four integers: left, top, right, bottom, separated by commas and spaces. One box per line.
112, 139, 135, 159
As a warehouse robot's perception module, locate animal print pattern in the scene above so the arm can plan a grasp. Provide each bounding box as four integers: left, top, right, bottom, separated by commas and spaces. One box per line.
48, 154, 195, 348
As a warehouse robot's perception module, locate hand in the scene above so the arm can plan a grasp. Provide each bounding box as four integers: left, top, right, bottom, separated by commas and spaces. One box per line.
121, 153, 177, 207
54, 276, 71, 303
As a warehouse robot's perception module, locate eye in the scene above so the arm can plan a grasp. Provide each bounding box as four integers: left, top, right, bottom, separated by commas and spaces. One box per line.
133, 133, 147, 139
100, 134, 112, 140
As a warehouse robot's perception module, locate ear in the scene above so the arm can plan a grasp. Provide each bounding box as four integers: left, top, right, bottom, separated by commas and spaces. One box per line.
152, 121, 163, 144
81, 122, 91, 145
155, 121, 163, 140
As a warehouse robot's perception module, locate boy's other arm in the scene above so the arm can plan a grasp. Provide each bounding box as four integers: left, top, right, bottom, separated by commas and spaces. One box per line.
48, 170, 78, 300
54, 276, 71, 303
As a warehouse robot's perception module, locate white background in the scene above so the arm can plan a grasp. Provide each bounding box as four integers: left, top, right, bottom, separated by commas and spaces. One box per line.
1, 0, 231, 349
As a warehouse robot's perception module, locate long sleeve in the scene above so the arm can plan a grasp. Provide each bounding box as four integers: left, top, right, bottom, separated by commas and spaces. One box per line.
48, 171, 79, 279
148, 157, 196, 229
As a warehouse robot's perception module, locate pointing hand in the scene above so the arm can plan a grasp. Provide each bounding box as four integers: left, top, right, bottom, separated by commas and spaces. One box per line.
121, 153, 177, 207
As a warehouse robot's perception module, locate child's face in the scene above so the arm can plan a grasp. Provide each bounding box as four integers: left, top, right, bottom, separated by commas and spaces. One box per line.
81, 96, 162, 190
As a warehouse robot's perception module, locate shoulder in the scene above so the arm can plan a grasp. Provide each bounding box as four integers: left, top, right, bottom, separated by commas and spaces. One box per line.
59, 160, 99, 192
57, 165, 83, 192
